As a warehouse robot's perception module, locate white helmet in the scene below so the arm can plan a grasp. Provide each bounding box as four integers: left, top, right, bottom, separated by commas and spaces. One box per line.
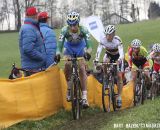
152, 43, 160, 52
104, 25, 116, 35
131, 39, 142, 48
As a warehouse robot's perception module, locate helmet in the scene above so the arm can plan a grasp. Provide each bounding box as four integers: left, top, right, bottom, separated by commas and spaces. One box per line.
131, 39, 142, 48
104, 25, 116, 35
152, 43, 160, 52
67, 11, 80, 25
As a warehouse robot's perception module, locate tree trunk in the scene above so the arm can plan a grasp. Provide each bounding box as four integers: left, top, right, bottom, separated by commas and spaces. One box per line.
13, 0, 17, 30
16, 0, 21, 30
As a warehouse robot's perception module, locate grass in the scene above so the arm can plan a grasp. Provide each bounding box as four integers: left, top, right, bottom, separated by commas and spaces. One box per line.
0, 19, 160, 129
5, 98, 160, 130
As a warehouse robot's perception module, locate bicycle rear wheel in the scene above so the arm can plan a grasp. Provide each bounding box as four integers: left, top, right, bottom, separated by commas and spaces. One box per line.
134, 79, 142, 106
71, 78, 82, 120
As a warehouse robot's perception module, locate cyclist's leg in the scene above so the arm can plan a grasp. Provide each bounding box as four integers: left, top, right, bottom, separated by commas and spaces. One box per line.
117, 72, 123, 99
117, 64, 124, 108
152, 63, 160, 96
143, 61, 151, 91
63, 55, 72, 101
78, 58, 89, 107
109, 53, 123, 108
103, 53, 110, 62
131, 62, 139, 89
153, 62, 160, 73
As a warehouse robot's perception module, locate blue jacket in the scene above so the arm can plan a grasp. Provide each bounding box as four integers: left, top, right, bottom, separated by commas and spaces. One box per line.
39, 23, 57, 68
19, 18, 47, 70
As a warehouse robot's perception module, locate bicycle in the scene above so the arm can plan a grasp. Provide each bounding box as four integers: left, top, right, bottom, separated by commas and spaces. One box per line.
9, 63, 41, 79
134, 67, 148, 106
96, 62, 119, 112
151, 71, 160, 100
61, 56, 84, 120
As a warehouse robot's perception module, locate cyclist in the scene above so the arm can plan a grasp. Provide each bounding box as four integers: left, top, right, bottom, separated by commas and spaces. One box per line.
94, 25, 124, 108
148, 43, 160, 97
128, 39, 152, 92
55, 11, 92, 108
148, 43, 160, 73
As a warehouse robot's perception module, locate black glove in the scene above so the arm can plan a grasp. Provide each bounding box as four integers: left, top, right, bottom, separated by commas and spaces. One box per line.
93, 59, 99, 64
54, 54, 61, 63
84, 52, 91, 61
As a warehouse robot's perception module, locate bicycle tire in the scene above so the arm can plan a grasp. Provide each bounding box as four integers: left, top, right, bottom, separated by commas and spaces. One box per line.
151, 81, 157, 100
141, 78, 147, 105
111, 78, 116, 111
71, 78, 82, 120
134, 78, 142, 106
102, 76, 111, 112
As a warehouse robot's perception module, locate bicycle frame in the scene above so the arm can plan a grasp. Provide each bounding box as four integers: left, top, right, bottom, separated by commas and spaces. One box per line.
151, 71, 160, 98
97, 62, 118, 112
134, 68, 148, 106
9, 63, 41, 79
62, 57, 83, 120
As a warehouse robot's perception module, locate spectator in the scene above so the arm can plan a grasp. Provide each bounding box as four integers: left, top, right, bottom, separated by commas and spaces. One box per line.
38, 11, 57, 68
19, 7, 47, 76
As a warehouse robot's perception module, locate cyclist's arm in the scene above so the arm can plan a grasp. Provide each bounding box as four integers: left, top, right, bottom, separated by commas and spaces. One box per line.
95, 43, 103, 61
118, 44, 124, 60
56, 27, 66, 55
115, 36, 124, 60
141, 46, 148, 57
141, 46, 153, 68
128, 47, 133, 68
147, 51, 154, 60
81, 26, 92, 54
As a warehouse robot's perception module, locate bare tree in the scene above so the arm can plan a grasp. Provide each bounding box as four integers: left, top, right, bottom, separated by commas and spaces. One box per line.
12, 0, 21, 30
130, 3, 136, 22
119, 0, 130, 20
101, 0, 110, 22
59, 4, 69, 27
44, 0, 58, 27
85, 0, 98, 16
24, 0, 36, 9
3, 0, 12, 30
0, 11, 5, 30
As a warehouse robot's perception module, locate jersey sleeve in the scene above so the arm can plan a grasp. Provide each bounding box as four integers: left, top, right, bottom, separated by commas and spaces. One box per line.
56, 26, 67, 54
81, 26, 92, 53
115, 36, 124, 59
114, 36, 122, 45
140, 46, 148, 57
128, 47, 133, 67
95, 43, 103, 61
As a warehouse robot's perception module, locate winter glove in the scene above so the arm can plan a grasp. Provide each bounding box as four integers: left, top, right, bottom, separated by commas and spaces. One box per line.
84, 52, 91, 61
54, 54, 61, 63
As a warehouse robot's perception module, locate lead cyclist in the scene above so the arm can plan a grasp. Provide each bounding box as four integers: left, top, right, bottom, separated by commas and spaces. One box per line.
54, 11, 92, 108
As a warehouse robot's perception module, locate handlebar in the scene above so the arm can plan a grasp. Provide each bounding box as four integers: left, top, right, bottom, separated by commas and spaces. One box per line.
60, 57, 84, 61
95, 62, 117, 66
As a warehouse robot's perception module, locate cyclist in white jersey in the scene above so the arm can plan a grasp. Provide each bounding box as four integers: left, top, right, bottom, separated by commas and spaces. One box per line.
94, 25, 124, 108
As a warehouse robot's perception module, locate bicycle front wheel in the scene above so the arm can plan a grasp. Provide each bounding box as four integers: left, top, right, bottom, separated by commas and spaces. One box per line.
134, 79, 142, 106
71, 78, 82, 120
151, 81, 157, 100
102, 77, 111, 112
141, 79, 147, 105
111, 79, 116, 111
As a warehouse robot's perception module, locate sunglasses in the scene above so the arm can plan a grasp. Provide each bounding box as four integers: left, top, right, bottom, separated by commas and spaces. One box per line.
132, 47, 140, 50
69, 24, 77, 27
